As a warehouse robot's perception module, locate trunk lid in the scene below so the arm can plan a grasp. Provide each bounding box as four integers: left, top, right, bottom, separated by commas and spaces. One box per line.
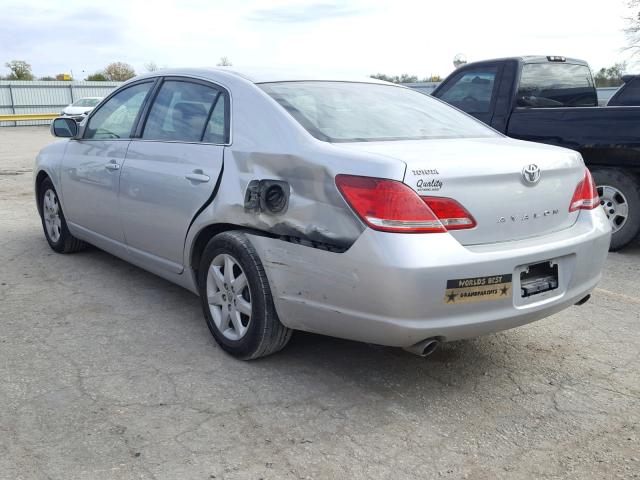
333, 137, 585, 245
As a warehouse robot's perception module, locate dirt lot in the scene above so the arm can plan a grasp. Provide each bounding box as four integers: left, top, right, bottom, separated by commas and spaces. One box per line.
1, 126, 639, 480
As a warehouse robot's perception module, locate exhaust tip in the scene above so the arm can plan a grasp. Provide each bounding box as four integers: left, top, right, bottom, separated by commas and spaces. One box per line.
575, 294, 591, 306
403, 338, 440, 357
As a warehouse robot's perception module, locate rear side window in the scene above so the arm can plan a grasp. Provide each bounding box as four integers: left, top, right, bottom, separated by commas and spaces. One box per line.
517, 63, 596, 107
143, 80, 227, 143
438, 68, 497, 113
85, 82, 153, 139
202, 93, 227, 144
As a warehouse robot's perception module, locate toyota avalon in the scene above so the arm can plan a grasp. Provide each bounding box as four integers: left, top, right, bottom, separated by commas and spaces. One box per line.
36, 68, 611, 359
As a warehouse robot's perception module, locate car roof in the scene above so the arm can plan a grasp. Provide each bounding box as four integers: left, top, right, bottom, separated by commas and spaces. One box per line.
134, 67, 393, 85
460, 56, 589, 67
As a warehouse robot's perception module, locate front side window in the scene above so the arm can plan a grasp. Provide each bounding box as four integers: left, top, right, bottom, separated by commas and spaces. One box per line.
517, 63, 596, 107
438, 69, 497, 113
142, 80, 226, 143
260, 81, 496, 143
85, 83, 153, 139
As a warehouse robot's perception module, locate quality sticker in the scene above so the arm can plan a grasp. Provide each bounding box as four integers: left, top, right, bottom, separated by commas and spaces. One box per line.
444, 274, 512, 304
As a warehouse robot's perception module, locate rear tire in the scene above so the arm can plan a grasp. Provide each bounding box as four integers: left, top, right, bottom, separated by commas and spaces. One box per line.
38, 178, 87, 253
198, 231, 292, 360
592, 168, 640, 251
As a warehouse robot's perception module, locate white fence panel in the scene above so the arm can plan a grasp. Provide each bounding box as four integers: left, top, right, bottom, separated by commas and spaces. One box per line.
0, 81, 121, 126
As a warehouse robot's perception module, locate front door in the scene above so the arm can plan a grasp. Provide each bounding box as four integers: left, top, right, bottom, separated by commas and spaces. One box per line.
119, 78, 228, 272
60, 81, 155, 245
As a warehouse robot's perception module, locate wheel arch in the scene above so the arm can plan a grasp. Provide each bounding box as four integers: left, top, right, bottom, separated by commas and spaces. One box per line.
189, 222, 274, 287
579, 148, 640, 177
35, 169, 52, 216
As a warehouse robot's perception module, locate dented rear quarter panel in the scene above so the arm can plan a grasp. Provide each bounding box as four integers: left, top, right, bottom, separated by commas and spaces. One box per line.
183, 74, 407, 269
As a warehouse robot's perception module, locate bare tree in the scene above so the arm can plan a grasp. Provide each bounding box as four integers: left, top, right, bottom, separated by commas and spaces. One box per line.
4, 60, 34, 80
217, 57, 232, 67
625, 0, 640, 55
144, 61, 159, 72
104, 62, 136, 81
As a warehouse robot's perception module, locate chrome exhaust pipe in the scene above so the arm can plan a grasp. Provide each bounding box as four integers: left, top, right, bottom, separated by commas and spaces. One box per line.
403, 338, 440, 357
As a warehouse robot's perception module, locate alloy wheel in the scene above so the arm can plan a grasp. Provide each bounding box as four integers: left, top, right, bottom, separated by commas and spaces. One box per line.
206, 253, 252, 341
43, 189, 62, 243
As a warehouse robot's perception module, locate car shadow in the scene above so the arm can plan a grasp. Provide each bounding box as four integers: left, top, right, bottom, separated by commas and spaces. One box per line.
56, 242, 529, 395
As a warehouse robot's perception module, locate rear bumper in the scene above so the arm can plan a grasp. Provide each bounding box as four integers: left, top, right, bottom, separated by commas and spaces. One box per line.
248, 209, 611, 348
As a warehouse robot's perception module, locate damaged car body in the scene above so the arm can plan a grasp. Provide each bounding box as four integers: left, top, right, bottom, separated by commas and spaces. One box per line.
36, 68, 611, 359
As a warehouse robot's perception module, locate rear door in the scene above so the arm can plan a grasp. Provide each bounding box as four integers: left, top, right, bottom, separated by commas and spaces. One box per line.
119, 77, 228, 273
433, 64, 500, 125
61, 80, 155, 245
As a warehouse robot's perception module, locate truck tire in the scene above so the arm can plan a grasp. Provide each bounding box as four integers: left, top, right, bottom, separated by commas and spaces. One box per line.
592, 168, 640, 251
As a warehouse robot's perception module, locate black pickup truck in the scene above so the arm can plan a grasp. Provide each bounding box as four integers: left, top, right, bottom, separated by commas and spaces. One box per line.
432, 56, 640, 250
607, 74, 640, 106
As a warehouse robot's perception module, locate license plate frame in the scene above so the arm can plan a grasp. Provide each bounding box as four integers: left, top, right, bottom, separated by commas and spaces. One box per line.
520, 260, 559, 298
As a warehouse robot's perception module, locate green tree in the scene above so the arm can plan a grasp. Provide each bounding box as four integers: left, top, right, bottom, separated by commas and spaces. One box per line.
370, 73, 395, 82
39, 76, 56, 81
86, 71, 109, 81
594, 63, 627, 87
103, 62, 136, 81
370, 73, 440, 84
5, 60, 34, 80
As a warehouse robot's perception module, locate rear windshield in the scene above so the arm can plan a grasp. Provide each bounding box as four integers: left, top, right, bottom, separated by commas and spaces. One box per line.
73, 98, 101, 107
260, 81, 497, 143
517, 63, 597, 107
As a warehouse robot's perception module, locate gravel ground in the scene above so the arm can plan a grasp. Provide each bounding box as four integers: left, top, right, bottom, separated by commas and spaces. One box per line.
1, 126, 639, 480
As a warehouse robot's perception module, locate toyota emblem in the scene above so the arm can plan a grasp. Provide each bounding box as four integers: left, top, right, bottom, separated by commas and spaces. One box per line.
522, 164, 541, 185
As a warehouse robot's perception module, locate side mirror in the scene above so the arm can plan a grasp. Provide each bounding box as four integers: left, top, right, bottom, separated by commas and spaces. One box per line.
50, 117, 79, 138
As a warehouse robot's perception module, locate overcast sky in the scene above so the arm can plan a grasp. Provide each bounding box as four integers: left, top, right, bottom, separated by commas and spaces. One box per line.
1, 0, 636, 79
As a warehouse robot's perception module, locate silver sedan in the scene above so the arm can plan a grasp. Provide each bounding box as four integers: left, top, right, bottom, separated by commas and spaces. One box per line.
36, 68, 611, 359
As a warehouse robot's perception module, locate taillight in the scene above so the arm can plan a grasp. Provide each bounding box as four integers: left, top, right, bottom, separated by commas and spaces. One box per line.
422, 197, 477, 230
569, 169, 599, 212
335, 174, 475, 233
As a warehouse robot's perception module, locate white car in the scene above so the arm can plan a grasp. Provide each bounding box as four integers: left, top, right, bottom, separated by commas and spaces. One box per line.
61, 97, 103, 117
37, 69, 611, 359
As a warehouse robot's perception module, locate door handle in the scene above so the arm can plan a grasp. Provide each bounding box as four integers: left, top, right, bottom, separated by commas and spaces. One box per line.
185, 171, 210, 183
104, 162, 120, 171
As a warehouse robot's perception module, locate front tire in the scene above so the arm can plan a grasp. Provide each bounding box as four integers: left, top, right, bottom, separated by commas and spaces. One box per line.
592, 168, 640, 251
198, 231, 292, 360
38, 178, 87, 253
